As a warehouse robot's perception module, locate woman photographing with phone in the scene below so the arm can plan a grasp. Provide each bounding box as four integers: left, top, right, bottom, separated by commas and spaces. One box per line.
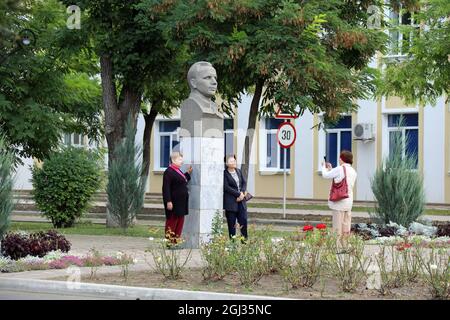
321, 150, 357, 246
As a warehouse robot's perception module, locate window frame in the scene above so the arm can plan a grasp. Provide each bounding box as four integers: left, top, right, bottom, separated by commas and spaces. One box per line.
154, 120, 180, 171
259, 117, 291, 174
63, 133, 86, 148
387, 115, 419, 168
317, 114, 352, 172
325, 127, 353, 168
388, 6, 419, 56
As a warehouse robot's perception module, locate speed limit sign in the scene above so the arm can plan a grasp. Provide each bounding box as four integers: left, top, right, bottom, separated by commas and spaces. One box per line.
277, 122, 296, 148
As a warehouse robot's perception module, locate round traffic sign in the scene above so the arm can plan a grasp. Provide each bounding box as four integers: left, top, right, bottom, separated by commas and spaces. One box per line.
277, 122, 296, 148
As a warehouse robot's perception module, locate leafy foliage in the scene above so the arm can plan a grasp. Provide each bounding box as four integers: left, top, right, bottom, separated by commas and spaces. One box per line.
156, 0, 388, 121
106, 117, 146, 230
31, 147, 103, 228
379, 0, 450, 105
0, 0, 102, 163
1, 230, 71, 260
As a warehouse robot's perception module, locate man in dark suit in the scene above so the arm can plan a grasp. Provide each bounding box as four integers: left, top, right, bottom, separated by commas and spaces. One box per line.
223, 154, 248, 240
162, 152, 193, 244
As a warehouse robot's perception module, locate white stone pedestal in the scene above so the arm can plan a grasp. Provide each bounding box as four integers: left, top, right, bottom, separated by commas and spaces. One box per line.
180, 137, 224, 248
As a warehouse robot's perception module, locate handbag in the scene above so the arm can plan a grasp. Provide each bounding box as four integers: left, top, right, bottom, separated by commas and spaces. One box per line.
243, 192, 253, 202
329, 166, 349, 202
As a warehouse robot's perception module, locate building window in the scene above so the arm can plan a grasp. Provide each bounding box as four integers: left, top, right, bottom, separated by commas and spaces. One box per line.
224, 118, 234, 156
388, 113, 418, 168
388, 9, 419, 56
64, 133, 86, 147
325, 116, 352, 167
262, 118, 290, 170
157, 120, 180, 169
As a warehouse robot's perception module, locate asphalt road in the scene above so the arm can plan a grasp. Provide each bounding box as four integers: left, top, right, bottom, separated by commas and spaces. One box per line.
0, 289, 117, 300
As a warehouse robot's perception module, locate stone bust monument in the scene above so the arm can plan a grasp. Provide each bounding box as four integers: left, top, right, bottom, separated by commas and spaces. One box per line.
180, 62, 224, 138
179, 61, 225, 249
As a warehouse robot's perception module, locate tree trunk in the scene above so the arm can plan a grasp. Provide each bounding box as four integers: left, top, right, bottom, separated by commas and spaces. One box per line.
100, 54, 143, 227
241, 79, 265, 184
141, 106, 158, 181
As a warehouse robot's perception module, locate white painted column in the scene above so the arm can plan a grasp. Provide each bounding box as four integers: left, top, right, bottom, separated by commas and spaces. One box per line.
423, 98, 445, 203
13, 156, 34, 190
294, 110, 314, 198
355, 99, 378, 201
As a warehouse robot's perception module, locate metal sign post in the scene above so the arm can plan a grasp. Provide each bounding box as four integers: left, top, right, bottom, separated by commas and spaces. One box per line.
283, 148, 287, 219
277, 121, 297, 220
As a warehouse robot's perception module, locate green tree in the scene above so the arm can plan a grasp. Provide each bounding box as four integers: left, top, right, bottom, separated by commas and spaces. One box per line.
31, 147, 104, 228
106, 116, 146, 230
370, 117, 425, 226
156, 0, 388, 181
0, 0, 103, 164
0, 136, 15, 239
58, 0, 190, 199
379, 0, 449, 105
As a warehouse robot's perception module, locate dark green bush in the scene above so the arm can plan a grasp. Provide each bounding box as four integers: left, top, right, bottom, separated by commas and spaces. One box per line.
370, 117, 425, 227
32, 147, 103, 228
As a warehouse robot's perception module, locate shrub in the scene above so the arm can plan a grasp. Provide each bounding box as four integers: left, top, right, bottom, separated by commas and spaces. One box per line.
0, 232, 30, 260
436, 223, 450, 237
280, 230, 327, 289
32, 147, 103, 228
228, 238, 265, 287
374, 244, 410, 295
325, 233, 371, 293
417, 247, 450, 300
370, 117, 425, 227
0, 230, 71, 260
147, 239, 192, 280
200, 235, 233, 281
0, 136, 15, 239
262, 236, 292, 274
106, 117, 146, 230
82, 248, 104, 279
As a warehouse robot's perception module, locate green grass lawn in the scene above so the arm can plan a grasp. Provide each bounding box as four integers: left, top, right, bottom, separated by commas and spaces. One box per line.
247, 203, 450, 216
9, 221, 164, 238
8, 221, 291, 239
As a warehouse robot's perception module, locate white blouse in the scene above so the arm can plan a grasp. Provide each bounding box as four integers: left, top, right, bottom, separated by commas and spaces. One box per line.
321, 163, 357, 211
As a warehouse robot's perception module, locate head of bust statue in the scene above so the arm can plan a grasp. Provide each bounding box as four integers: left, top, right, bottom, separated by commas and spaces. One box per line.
187, 61, 217, 99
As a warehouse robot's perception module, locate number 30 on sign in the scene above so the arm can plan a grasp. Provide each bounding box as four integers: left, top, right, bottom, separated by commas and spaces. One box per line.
277, 122, 296, 148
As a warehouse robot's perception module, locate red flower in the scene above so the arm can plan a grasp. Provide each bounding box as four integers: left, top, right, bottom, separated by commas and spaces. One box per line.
316, 224, 327, 230
303, 225, 314, 232
396, 242, 412, 251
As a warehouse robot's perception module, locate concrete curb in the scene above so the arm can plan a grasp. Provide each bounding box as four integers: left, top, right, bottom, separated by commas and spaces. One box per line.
0, 278, 292, 300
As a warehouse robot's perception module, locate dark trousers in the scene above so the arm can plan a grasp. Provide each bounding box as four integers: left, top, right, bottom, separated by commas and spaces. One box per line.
225, 202, 248, 239
165, 213, 185, 243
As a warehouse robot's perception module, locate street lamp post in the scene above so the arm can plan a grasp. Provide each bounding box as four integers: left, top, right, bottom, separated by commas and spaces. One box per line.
0, 28, 36, 65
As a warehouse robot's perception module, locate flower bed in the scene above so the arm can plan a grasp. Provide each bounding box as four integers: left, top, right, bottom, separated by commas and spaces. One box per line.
351, 220, 450, 247
0, 249, 134, 273
366, 235, 450, 248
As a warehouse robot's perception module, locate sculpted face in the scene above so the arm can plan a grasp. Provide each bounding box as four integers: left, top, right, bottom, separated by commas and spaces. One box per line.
190, 66, 217, 98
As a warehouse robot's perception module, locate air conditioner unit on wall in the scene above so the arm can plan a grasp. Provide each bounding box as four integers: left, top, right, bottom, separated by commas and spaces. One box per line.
353, 123, 375, 141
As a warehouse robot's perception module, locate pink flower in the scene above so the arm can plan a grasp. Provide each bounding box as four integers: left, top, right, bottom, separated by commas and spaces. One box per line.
49, 259, 69, 269
60, 255, 84, 267
102, 256, 120, 266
